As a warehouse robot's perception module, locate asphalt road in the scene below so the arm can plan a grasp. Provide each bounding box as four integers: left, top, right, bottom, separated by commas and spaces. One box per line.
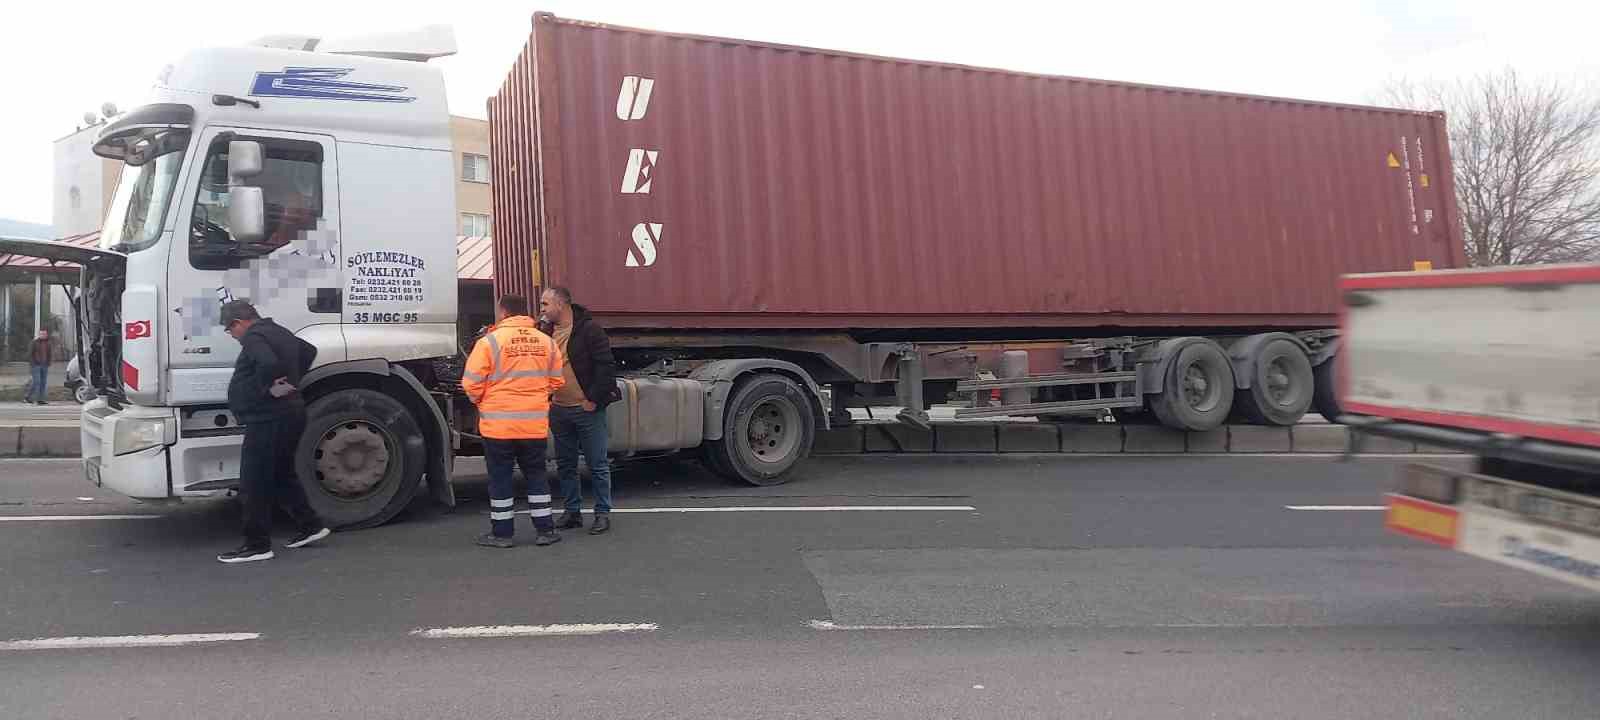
2, 453, 1597, 719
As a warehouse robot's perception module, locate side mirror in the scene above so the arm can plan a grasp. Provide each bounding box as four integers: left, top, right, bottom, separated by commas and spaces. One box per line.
228, 187, 266, 243
228, 140, 264, 180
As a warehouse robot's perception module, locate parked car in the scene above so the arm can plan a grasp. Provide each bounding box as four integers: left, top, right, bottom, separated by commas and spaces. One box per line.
64, 355, 95, 404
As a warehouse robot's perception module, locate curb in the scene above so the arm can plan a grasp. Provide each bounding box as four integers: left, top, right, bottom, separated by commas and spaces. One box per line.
0, 425, 81, 458
0, 422, 1448, 460
813, 422, 1442, 456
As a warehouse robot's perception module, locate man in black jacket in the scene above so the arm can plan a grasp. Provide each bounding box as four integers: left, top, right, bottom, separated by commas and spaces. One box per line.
217, 300, 331, 563
539, 287, 622, 534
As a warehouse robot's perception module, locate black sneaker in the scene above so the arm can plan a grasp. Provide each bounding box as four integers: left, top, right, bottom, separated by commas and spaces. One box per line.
588, 513, 611, 535
218, 545, 274, 564
533, 531, 562, 547
475, 533, 515, 549
286, 527, 332, 549
557, 512, 583, 529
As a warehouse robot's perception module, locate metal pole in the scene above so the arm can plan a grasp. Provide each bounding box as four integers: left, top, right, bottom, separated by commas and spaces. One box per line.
34, 274, 43, 337
1, 281, 9, 360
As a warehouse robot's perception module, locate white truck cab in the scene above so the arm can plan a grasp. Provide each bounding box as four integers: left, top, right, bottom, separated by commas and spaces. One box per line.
9, 29, 465, 527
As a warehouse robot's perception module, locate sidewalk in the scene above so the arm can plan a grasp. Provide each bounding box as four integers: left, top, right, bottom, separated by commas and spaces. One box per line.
0, 361, 70, 401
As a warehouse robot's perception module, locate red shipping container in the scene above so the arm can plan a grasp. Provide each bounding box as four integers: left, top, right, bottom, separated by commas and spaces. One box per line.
490, 13, 1462, 332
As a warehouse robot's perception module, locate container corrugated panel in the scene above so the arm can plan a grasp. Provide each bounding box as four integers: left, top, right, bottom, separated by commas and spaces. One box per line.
490, 13, 1463, 331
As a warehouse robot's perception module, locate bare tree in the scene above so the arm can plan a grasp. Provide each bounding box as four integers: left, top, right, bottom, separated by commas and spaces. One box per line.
1384, 69, 1600, 265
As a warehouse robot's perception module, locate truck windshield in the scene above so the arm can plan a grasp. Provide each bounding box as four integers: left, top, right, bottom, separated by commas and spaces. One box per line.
99, 129, 190, 253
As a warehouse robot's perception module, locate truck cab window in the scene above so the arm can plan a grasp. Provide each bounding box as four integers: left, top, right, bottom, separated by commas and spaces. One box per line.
190, 138, 323, 270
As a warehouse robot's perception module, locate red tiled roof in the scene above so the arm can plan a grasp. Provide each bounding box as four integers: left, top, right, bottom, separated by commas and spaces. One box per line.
1, 231, 497, 281
0, 231, 100, 270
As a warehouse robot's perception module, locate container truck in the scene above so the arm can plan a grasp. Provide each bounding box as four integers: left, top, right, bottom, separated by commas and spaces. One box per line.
0, 13, 1461, 528
1341, 264, 1600, 592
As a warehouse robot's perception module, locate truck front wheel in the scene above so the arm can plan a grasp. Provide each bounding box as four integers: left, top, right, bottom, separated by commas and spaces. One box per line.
296, 389, 427, 529
704, 374, 815, 486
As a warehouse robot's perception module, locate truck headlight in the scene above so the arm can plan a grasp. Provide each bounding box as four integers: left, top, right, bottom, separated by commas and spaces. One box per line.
113, 417, 173, 456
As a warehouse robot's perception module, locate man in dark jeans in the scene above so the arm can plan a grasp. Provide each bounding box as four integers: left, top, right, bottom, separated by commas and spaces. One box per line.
461, 294, 566, 549
539, 287, 622, 535
216, 300, 332, 564
27, 330, 51, 405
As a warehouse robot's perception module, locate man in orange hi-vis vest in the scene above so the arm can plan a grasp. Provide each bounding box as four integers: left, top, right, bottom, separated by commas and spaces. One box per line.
462, 294, 566, 549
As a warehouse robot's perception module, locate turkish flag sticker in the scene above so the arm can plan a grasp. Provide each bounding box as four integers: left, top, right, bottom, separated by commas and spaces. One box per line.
125, 321, 151, 340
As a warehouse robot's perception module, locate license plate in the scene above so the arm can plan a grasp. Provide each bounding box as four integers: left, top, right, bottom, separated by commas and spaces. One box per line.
85, 461, 102, 487
1386, 493, 1459, 547
1466, 476, 1600, 535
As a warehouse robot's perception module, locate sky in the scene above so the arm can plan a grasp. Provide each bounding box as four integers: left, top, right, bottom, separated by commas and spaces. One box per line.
2, 0, 1596, 227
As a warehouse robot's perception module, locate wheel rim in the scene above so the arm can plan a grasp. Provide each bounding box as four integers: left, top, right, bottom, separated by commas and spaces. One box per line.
1265, 357, 1295, 407
314, 421, 393, 499
742, 396, 803, 466
1181, 361, 1223, 413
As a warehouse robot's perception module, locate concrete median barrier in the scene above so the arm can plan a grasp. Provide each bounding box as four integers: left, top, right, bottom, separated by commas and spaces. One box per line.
998, 424, 1060, 453
864, 424, 934, 453
1229, 426, 1293, 453
936, 425, 998, 453
1123, 426, 1186, 453
15, 425, 81, 457
1061, 425, 1124, 453
0, 426, 19, 457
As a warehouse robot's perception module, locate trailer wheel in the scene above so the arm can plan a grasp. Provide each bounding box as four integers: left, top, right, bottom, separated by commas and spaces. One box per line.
1151, 340, 1235, 432
1312, 357, 1342, 424
296, 389, 427, 529
704, 374, 815, 486
1235, 339, 1314, 426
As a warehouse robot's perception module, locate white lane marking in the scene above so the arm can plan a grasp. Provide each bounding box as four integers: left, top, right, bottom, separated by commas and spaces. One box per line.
830, 453, 1462, 460
0, 633, 259, 650
808, 620, 993, 631
411, 624, 658, 639
514, 506, 976, 515
0, 515, 163, 522
1285, 505, 1387, 511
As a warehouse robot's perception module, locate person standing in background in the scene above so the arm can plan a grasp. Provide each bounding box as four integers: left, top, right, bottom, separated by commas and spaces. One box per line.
26, 330, 51, 405
539, 287, 622, 535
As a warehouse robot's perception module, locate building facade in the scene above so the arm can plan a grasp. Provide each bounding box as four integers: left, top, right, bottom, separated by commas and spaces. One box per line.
451, 116, 492, 237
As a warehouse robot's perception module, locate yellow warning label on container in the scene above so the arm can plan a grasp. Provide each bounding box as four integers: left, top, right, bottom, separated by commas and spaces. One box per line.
1420, 173, 1430, 187
1413, 260, 1433, 271
1387, 152, 1402, 168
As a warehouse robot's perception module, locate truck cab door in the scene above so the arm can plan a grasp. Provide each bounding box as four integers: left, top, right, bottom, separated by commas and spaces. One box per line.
165, 127, 346, 405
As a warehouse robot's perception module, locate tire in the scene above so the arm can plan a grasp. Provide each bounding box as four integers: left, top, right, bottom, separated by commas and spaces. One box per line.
296, 389, 427, 530
1235, 339, 1314, 426
1150, 340, 1235, 432
73, 384, 96, 404
703, 374, 816, 486
1312, 357, 1342, 424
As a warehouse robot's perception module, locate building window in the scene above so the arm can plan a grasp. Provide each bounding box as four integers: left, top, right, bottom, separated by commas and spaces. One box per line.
460, 213, 491, 237
461, 153, 490, 183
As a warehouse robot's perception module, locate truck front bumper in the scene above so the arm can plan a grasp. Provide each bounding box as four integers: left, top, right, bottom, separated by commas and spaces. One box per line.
80, 399, 241, 500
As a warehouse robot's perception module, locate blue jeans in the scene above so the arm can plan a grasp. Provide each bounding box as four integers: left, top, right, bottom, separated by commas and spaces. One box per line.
551, 404, 612, 513
28, 365, 48, 403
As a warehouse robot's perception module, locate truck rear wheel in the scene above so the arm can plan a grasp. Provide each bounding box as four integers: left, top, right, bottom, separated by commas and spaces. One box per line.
1151, 340, 1235, 432
704, 374, 815, 486
296, 389, 427, 529
1312, 357, 1342, 423
1235, 338, 1314, 426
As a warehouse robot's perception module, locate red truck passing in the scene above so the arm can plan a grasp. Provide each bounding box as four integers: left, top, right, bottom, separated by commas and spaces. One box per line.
1341, 264, 1600, 591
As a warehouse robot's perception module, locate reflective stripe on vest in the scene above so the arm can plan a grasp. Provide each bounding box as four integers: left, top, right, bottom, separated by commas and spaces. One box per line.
479, 410, 551, 420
